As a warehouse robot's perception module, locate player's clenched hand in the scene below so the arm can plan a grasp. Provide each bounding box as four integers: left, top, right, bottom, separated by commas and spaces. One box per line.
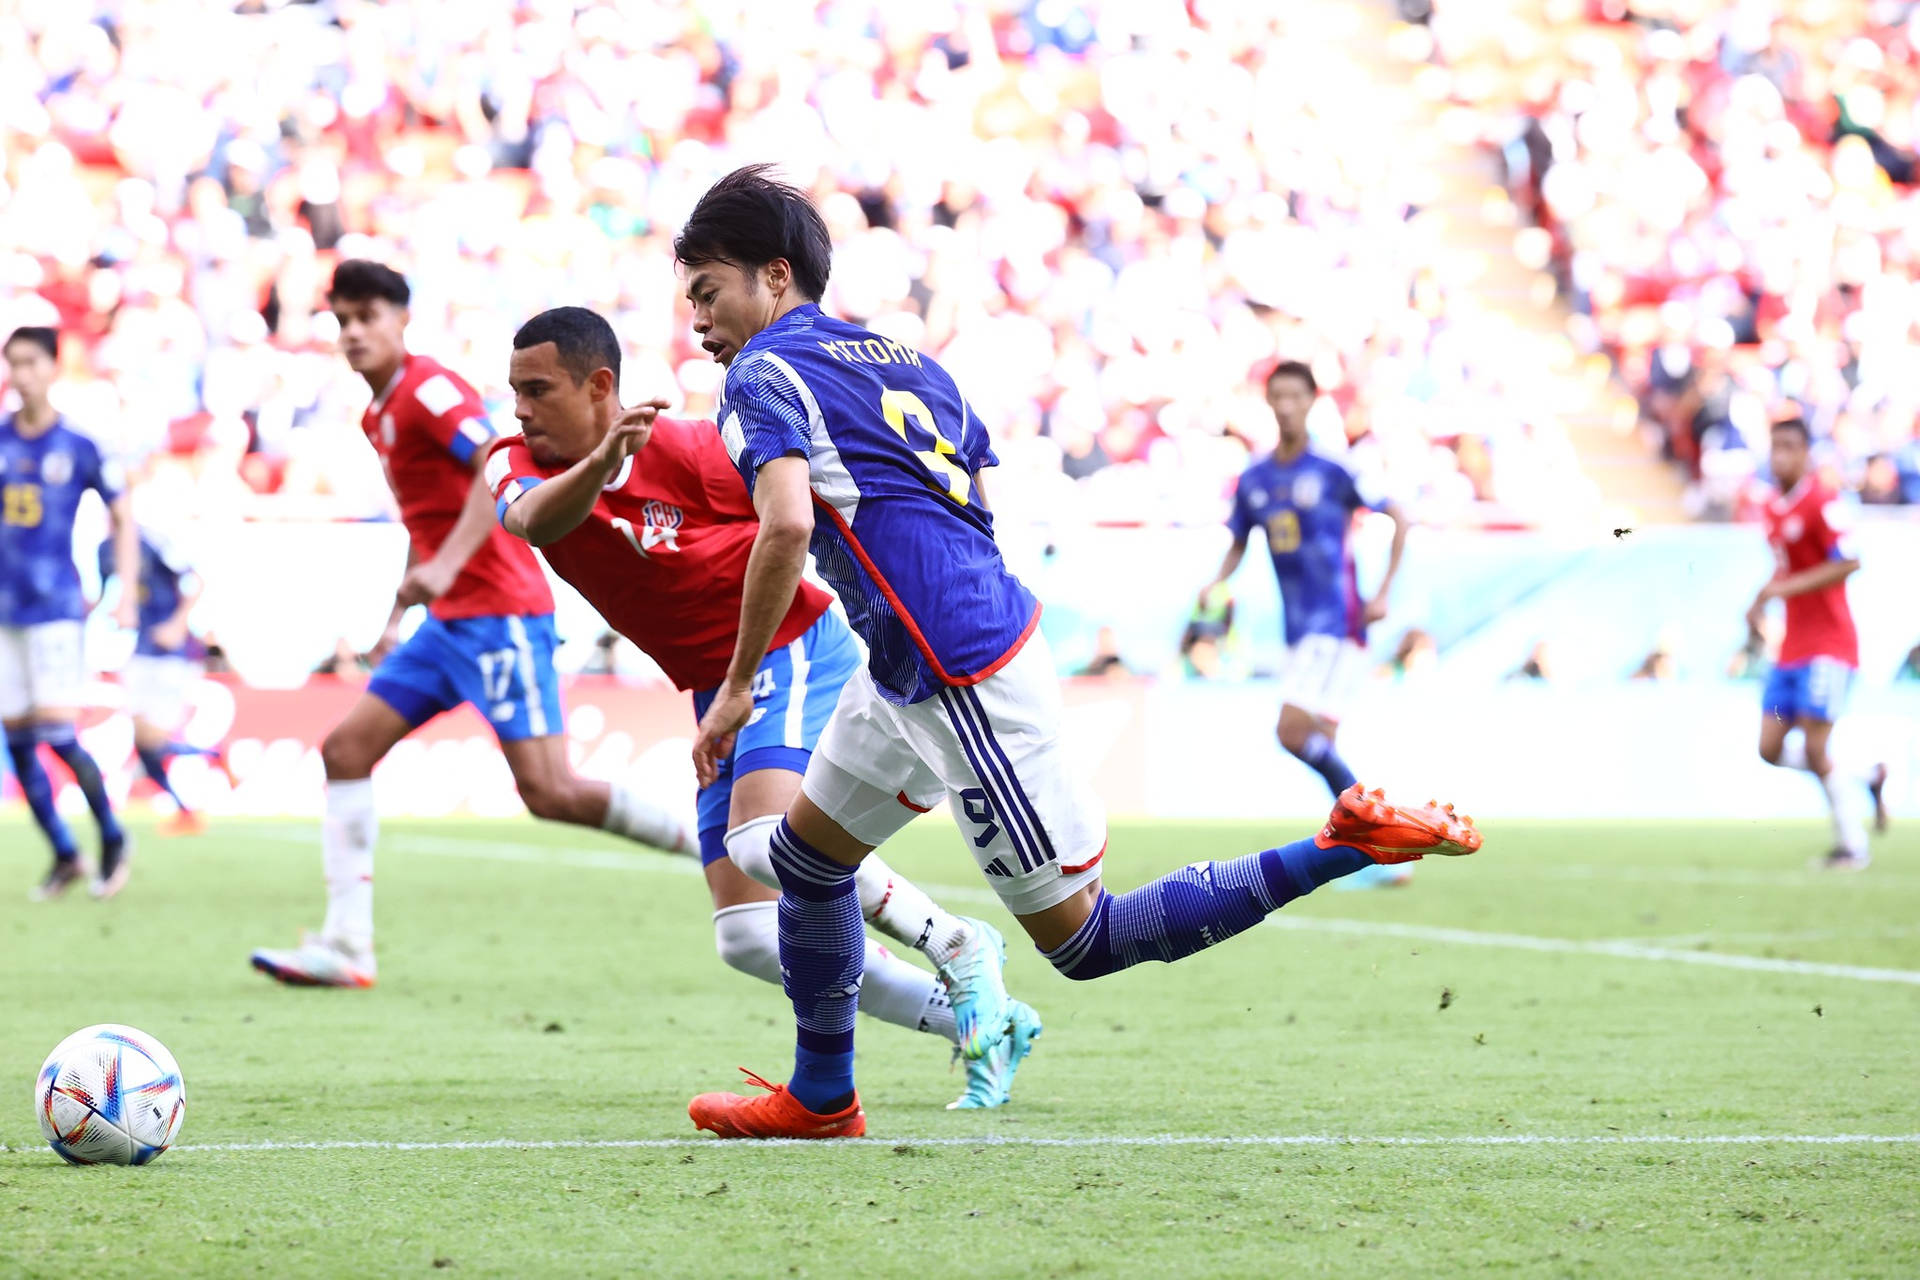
597, 400, 670, 469
1361, 593, 1390, 625
395, 558, 459, 608
692, 682, 754, 788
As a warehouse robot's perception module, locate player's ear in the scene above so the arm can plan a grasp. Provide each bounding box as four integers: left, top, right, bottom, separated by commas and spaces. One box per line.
588, 366, 616, 401
763, 257, 792, 297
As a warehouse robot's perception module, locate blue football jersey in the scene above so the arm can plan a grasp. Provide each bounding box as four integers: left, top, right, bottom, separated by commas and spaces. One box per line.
99, 532, 201, 658
0, 415, 123, 626
1228, 451, 1384, 646
717, 305, 1040, 706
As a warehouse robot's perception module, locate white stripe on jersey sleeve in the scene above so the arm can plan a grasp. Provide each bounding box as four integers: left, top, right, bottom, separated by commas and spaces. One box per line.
413, 373, 467, 418
756, 352, 860, 524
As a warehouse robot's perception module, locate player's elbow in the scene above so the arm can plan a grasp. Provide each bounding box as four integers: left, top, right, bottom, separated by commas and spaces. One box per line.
759, 509, 814, 554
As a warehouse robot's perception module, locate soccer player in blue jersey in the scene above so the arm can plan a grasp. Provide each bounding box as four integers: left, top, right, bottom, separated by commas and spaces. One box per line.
676, 167, 1480, 1139
97, 528, 234, 836
1199, 361, 1413, 887
1, 326, 140, 900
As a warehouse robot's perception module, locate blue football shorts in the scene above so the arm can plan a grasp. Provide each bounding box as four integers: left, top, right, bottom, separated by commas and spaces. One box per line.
368, 613, 564, 743
689, 610, 862, 866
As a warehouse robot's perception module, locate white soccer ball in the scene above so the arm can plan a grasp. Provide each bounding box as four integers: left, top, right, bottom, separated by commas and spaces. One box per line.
35, 1024, 186, 1166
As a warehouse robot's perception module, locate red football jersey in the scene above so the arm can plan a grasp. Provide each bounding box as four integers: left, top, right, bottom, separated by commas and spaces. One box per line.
363, 354, 554, 620
1763, 478, 1859, 667
485, 417, 833, 691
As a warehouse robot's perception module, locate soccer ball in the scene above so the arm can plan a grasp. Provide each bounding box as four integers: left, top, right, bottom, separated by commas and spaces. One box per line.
35, 1024, 186, 1166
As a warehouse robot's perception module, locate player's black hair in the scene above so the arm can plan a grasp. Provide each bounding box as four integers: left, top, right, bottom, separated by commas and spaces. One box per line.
1265, 359, 1317, 395
327, 259, 411, 307
673, 164, 832, 302
1770, 415, 1811, 442
512, 307, 621, 386
4, 326, 58, 360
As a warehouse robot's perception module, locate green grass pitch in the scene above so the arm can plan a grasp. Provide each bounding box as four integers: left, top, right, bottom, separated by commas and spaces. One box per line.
3, 812, 1917, 1278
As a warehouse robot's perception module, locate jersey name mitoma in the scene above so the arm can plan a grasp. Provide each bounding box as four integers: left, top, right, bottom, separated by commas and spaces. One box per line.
716, 304, 1038, 706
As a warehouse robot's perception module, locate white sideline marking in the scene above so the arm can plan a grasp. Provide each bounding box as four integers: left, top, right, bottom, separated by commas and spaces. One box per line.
1263, 917, 1920, 986
12, 1133, 1903, 1155
236, 829, 1920, 986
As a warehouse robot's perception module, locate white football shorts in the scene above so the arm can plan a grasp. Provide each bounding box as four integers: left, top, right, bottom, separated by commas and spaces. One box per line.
803, 630, 1108, 917
1276, 633, 1371, 724
0, 621, 86, 721
122, 654, 196, 729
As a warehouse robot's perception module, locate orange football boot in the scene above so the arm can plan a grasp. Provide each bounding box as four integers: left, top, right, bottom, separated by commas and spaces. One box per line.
159, 809, 206, 838
1315, 784, 1482, 865
689, 1069, 866, 1140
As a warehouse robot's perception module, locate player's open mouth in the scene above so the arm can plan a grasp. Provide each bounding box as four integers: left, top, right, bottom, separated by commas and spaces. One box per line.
702, 340, 728, 360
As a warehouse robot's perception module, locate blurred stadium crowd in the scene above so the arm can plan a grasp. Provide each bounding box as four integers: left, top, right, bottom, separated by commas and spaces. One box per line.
0, 0, 1608, 535
3, 0, 1914, 536
1433, 0, 1920, 515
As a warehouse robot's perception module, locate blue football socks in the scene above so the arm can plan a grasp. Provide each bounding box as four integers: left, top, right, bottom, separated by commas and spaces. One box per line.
7, 726, 78, 862
1045, 838, 1372, 980
39, 724, 124, 847
767, 820, 864, 1115
136, 745, 188, 810
1291, 731, 1358, 797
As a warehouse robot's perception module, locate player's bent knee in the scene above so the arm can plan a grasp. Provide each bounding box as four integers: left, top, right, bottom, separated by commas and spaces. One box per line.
518, 779, 584, 824
712, 902, 782, 985
320, 730, 375, 780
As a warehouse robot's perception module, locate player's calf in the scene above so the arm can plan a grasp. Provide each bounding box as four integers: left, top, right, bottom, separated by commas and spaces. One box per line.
1041, 785, 1478, 981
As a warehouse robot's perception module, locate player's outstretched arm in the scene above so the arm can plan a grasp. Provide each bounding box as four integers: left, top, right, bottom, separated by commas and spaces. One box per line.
691, 455, 813, 787
499, 401, 665, 547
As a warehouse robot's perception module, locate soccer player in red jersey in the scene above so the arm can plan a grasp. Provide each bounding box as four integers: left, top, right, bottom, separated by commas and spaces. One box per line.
250, 266, 694, 988
486, 307, 1039, 1109
1751, 417, 1888, 869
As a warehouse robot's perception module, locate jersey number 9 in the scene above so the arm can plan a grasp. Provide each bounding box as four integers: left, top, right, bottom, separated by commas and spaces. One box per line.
3, 483, 43, 528
880, 390, 970, 506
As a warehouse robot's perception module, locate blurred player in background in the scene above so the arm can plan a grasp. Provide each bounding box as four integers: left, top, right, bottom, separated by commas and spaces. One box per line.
250, 263, 693, 989
1752, 417, 1889, 870
678, 167, 1477, 1140
1199, 361, 1413, 888
96, 527, 234, 836
488, 306, 1037, 1109
2, 326, 140, 901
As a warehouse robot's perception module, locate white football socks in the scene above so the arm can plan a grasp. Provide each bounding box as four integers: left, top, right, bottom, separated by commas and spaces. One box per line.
1774, 739, 1869, 856
709, 900, 957, 1043
320, 778, 377, 949
1820, 770, 1869, 857
725, 817, 974, 966
602, 782, 695, 855
856, 855, 973, 968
